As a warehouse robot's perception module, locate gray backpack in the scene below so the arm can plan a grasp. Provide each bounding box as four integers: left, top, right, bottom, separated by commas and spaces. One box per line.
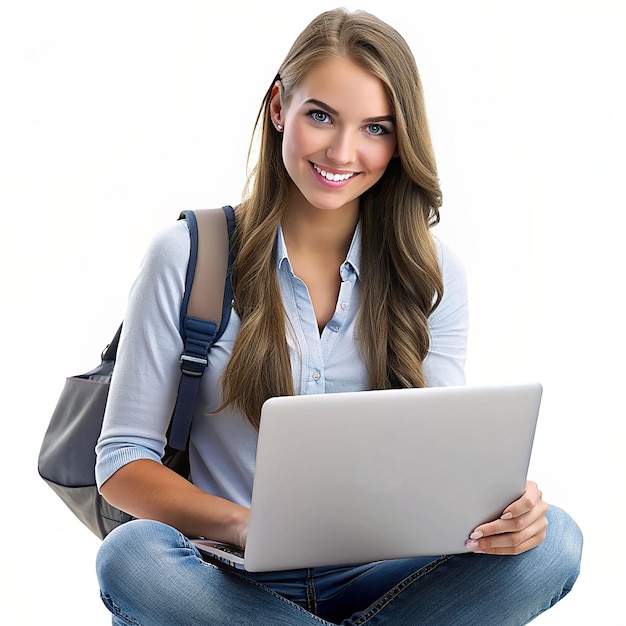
38, 206, 236, 538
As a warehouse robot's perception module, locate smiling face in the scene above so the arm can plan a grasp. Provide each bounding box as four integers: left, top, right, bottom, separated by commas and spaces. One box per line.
270, 56, 398, 218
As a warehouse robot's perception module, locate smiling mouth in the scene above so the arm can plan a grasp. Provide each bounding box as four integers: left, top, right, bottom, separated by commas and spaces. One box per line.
312, 163, 357, 182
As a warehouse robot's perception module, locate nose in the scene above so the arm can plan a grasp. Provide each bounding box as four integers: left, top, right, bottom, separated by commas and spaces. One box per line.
326, 130, 357, 165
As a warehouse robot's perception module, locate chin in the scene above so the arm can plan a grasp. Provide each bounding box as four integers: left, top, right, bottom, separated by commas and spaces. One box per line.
309, 199, 358, 213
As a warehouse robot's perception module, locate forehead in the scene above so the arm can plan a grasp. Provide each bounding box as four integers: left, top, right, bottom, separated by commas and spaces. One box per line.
287, 56, 392, 117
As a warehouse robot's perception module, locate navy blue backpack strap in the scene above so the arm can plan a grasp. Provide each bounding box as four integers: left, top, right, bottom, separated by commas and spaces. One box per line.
169, 206, 235, 450
221, 204, 236, 337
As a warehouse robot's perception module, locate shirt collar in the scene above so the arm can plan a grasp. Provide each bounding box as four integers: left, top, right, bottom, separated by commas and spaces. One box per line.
276, 224, 290, 271
276, 221, 361, 280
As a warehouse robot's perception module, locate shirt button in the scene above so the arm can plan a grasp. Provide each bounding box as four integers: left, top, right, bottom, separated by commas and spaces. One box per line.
330, 324, 340, 332
312, 372, 321, 381
340, 302, 349, 310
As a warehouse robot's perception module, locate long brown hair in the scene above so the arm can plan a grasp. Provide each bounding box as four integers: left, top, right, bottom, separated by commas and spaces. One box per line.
221, 8, 443, 428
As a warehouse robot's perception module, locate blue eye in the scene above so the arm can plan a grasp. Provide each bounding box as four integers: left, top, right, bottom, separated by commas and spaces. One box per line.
310, 110, 331, 123
367, 124, 387, 136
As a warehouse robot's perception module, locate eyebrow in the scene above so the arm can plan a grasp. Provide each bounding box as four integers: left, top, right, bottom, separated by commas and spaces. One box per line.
304, 98, 395, 124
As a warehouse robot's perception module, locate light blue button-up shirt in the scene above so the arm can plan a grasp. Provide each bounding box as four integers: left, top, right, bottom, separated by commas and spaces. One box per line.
276, 222, 369, 397
96, 219, 468, 507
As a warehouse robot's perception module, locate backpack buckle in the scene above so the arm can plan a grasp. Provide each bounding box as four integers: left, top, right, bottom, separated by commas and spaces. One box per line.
179, 354, 208, 377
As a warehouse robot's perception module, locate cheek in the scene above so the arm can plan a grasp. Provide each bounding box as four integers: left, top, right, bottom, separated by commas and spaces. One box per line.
365, 143, 397, 173
281, 134, 307, 183
283, 124, 318, 163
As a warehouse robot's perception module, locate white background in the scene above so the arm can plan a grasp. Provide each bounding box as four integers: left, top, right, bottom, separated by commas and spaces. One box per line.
1, 1, 623, 623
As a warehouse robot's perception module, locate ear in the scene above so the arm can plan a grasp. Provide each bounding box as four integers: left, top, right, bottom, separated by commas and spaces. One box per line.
269, 81, 284, 127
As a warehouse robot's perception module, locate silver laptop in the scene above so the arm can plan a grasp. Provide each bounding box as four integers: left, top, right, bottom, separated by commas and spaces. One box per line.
192, 382, 542, 572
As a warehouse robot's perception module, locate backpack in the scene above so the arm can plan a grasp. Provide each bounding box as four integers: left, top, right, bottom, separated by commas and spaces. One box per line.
37, 206, 236, 539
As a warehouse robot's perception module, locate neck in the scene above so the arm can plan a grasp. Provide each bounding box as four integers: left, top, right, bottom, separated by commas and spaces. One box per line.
282, 188, 359, 258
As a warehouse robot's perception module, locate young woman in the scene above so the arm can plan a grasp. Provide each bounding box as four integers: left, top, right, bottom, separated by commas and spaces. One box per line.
95, 8, 582, 625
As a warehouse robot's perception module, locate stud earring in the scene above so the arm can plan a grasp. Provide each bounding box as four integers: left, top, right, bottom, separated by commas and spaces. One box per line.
276, 124, 283, 132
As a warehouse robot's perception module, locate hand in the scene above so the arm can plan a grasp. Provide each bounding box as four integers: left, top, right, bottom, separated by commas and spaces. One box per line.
465, 480, 549, 555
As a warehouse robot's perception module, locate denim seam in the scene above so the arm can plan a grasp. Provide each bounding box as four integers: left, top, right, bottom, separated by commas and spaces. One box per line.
184, 534, 328, 622
223, 567, 331, 624
306, 568, 319, 615
100, 592, 143, 626
350, 555, 454, 625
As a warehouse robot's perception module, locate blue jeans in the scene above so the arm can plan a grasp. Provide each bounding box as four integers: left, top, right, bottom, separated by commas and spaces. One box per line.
96, 506, 582, 625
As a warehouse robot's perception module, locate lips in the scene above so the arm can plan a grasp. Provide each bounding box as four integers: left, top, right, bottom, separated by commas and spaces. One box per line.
312, 162, 357, 182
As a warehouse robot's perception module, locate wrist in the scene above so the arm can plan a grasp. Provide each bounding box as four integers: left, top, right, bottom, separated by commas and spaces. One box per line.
227, 506, 250, 548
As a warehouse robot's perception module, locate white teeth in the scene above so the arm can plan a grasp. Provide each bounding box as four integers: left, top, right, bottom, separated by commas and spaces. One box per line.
313, 164, 354, 182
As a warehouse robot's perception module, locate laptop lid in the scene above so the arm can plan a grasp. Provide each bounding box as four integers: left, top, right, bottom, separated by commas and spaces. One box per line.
240, 383, 542, 572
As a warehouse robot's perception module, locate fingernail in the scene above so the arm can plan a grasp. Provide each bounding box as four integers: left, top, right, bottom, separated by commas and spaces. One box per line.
466, 540, 480, 551
469, 531, 483, 540
501, 512, 513, 520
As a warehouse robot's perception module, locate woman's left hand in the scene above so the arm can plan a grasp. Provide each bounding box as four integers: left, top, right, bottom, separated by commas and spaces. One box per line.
465, 480, 549, 555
